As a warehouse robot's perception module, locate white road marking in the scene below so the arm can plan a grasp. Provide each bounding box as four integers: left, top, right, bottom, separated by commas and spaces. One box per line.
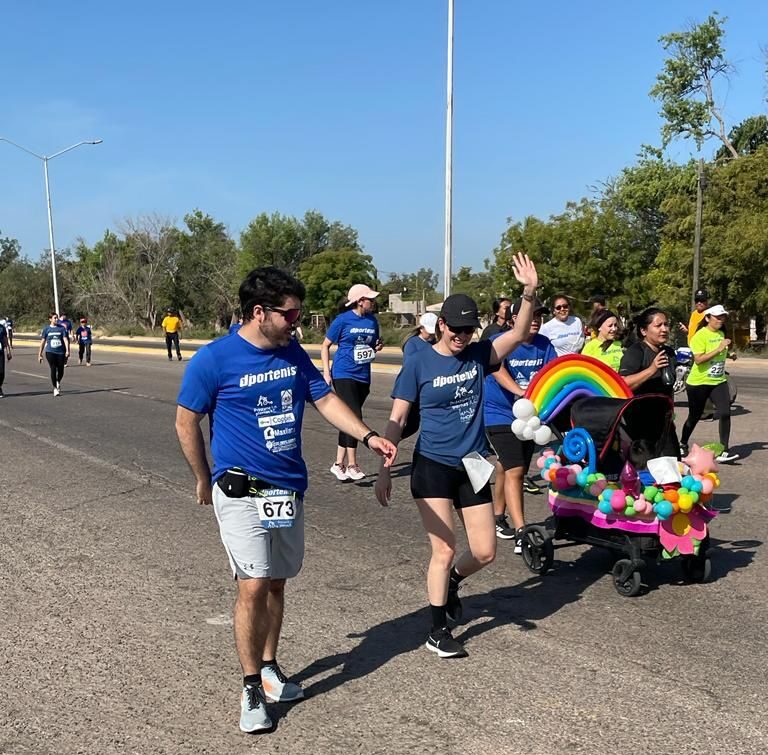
205, 614, 233, 626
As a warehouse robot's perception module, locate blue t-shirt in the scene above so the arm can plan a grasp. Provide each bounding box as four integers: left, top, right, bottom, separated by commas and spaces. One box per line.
58, 318, 73, 335
326, 309, 380, 383
76, 325, 92, 344
177, 334, 331, 494
41, 325, 69, 354
483, 334, 557, 426
393, 340, 494, 467
228, 323, 242, 336
403, 335, 432, 360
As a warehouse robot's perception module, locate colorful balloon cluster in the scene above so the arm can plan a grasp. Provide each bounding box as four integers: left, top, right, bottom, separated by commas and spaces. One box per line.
540, 448, 721, 521
537, 449, 608, 495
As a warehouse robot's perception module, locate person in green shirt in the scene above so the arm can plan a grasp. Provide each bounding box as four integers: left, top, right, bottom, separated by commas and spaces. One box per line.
680, 305, 738, 463
581, 310, 623, 371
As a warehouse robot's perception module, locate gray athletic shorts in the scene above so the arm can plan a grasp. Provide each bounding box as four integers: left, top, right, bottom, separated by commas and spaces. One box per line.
212, 484, 305, 580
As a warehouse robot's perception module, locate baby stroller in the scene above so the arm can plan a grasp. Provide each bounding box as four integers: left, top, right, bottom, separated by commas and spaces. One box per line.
519, 393, 717, 597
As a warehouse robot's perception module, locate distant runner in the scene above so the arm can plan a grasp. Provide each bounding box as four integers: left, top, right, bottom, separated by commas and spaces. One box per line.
75, 318, 93, 366
39, 312, 70, 396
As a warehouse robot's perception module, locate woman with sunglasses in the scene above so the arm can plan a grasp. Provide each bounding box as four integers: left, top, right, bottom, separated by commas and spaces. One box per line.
539, 294, 585, 357
322, 284, 382, 481
581, 310, 623, 371
375, 253, 539, 659
680, 305, 738, 463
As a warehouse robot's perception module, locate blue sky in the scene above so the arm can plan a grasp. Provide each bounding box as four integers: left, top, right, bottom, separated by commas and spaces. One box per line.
1, 1, 766, 282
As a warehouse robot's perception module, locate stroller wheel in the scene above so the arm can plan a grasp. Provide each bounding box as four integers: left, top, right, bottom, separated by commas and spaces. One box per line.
681, 555, 712, 583
612, 559, 642, 597
519, 525, 554, 576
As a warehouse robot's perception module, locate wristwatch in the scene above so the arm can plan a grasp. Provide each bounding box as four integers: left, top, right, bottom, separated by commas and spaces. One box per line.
362, 430, 380, 448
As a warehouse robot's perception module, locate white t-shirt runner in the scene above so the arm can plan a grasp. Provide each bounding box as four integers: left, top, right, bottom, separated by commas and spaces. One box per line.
539, 315, 585, 357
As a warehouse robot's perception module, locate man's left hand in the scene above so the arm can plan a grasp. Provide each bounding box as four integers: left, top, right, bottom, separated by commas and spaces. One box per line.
367, 436, 397, 467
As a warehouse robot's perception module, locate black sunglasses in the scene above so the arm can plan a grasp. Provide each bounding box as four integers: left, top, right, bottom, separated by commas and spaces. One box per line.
264, 306, 302, 324
554, 304, 570, 311
445, 324, 476, 335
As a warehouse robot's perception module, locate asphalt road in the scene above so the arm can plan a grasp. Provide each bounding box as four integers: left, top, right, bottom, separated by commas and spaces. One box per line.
1, 346, 766, 754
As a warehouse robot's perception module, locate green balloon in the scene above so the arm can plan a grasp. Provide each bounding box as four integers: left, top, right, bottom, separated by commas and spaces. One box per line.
625, 496, 635, 506
689, 491, 699, 504
654, 493, 665, 504
644, 486, 658, 500
625, 506, 636, 517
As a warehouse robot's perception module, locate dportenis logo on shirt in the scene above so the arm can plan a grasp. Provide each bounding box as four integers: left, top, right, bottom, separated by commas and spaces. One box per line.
239, 365, 297, 388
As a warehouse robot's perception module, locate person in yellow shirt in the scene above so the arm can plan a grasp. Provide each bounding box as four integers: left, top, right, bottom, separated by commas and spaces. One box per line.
678, 289, 709, 346
162, 308, 183, 361
680, 304, 738, 463
581, 310, 623, 371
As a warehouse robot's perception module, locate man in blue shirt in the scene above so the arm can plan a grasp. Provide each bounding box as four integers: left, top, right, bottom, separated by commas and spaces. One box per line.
175, 267, 396, 734
484, 297, 556, 550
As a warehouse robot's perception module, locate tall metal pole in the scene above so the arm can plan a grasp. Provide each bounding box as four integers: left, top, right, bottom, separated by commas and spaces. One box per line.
691, 158, 704, 309
0, 138, 101, 313
443, 0, 454, 299
43, 157, 61, 315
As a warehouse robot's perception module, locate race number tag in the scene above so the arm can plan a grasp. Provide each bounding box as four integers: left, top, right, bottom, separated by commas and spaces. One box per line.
51, 337, 62, 349
707, 361, 725, 379
353, 343, 376, 364
255, 488, 298, 529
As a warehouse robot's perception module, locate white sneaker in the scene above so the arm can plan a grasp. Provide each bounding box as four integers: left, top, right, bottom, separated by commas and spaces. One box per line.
53, 387, 60, 397
261, 663, 305, 702
345, 464, 366, 481
330, 463, 348, 481
715, 450, 739, 463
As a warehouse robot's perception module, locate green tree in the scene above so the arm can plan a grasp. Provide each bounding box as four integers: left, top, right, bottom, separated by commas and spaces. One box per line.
650, 13, 739, 157
379, 267, 440, 306
238, 212, 304, 276
172, 210, 238, 327
297, 249, 378, 320
715, 115, 768, 160
451, 266, 495, 314
0, 231, 21, 274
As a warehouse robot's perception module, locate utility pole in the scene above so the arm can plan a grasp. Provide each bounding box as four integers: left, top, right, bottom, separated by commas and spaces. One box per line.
443, 0, 454, 299
691, 158, 704, 309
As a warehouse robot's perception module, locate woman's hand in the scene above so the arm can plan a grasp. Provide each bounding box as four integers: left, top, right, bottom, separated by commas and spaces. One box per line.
720, 338, 732, 353
511, 252, 538, 292
323, 370, 332, 386
374, 469, 392, 507
652, 349, 669, 373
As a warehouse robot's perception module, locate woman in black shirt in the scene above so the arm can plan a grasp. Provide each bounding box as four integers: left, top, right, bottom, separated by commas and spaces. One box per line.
619, 307, 679, 456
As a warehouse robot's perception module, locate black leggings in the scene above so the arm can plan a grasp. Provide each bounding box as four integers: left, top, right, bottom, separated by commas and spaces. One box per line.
682, 382, 731, 449
332, 378, 370, 448
45, 352, 66, 388
0, 355, 5, 389
78, 342, 92, 363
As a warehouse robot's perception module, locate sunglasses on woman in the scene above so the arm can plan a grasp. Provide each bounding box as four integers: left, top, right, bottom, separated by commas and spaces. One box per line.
446, 324, 476, 335
554, 304, 570, 311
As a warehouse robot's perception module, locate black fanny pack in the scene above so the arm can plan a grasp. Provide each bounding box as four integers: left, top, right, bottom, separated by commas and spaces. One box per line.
217, 469, 252, 498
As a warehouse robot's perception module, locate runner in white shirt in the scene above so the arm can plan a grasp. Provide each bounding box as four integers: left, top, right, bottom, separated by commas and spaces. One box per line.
539, 294, 585, 356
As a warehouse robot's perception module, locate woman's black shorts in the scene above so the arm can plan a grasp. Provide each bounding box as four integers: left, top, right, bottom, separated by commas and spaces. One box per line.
409, 452, 492, 509
486, 425, 535, 471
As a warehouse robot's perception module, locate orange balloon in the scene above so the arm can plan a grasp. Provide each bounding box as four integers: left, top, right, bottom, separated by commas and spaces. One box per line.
671, 501, 680, 513
664, 489, 679, 503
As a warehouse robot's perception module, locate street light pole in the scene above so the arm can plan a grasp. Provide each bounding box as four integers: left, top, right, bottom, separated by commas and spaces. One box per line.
0, 137, 103, 314
443, 0, 454, 299
691, 158, 704, 310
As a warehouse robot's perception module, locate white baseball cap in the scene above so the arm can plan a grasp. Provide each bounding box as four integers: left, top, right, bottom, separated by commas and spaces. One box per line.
419, 312, 438, 334
346, 283, 380, 305
704, 304, 728, 317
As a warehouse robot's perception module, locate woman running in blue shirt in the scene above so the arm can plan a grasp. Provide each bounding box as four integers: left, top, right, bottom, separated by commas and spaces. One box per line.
375, 253, 539, 659
321, 284, 382, 482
